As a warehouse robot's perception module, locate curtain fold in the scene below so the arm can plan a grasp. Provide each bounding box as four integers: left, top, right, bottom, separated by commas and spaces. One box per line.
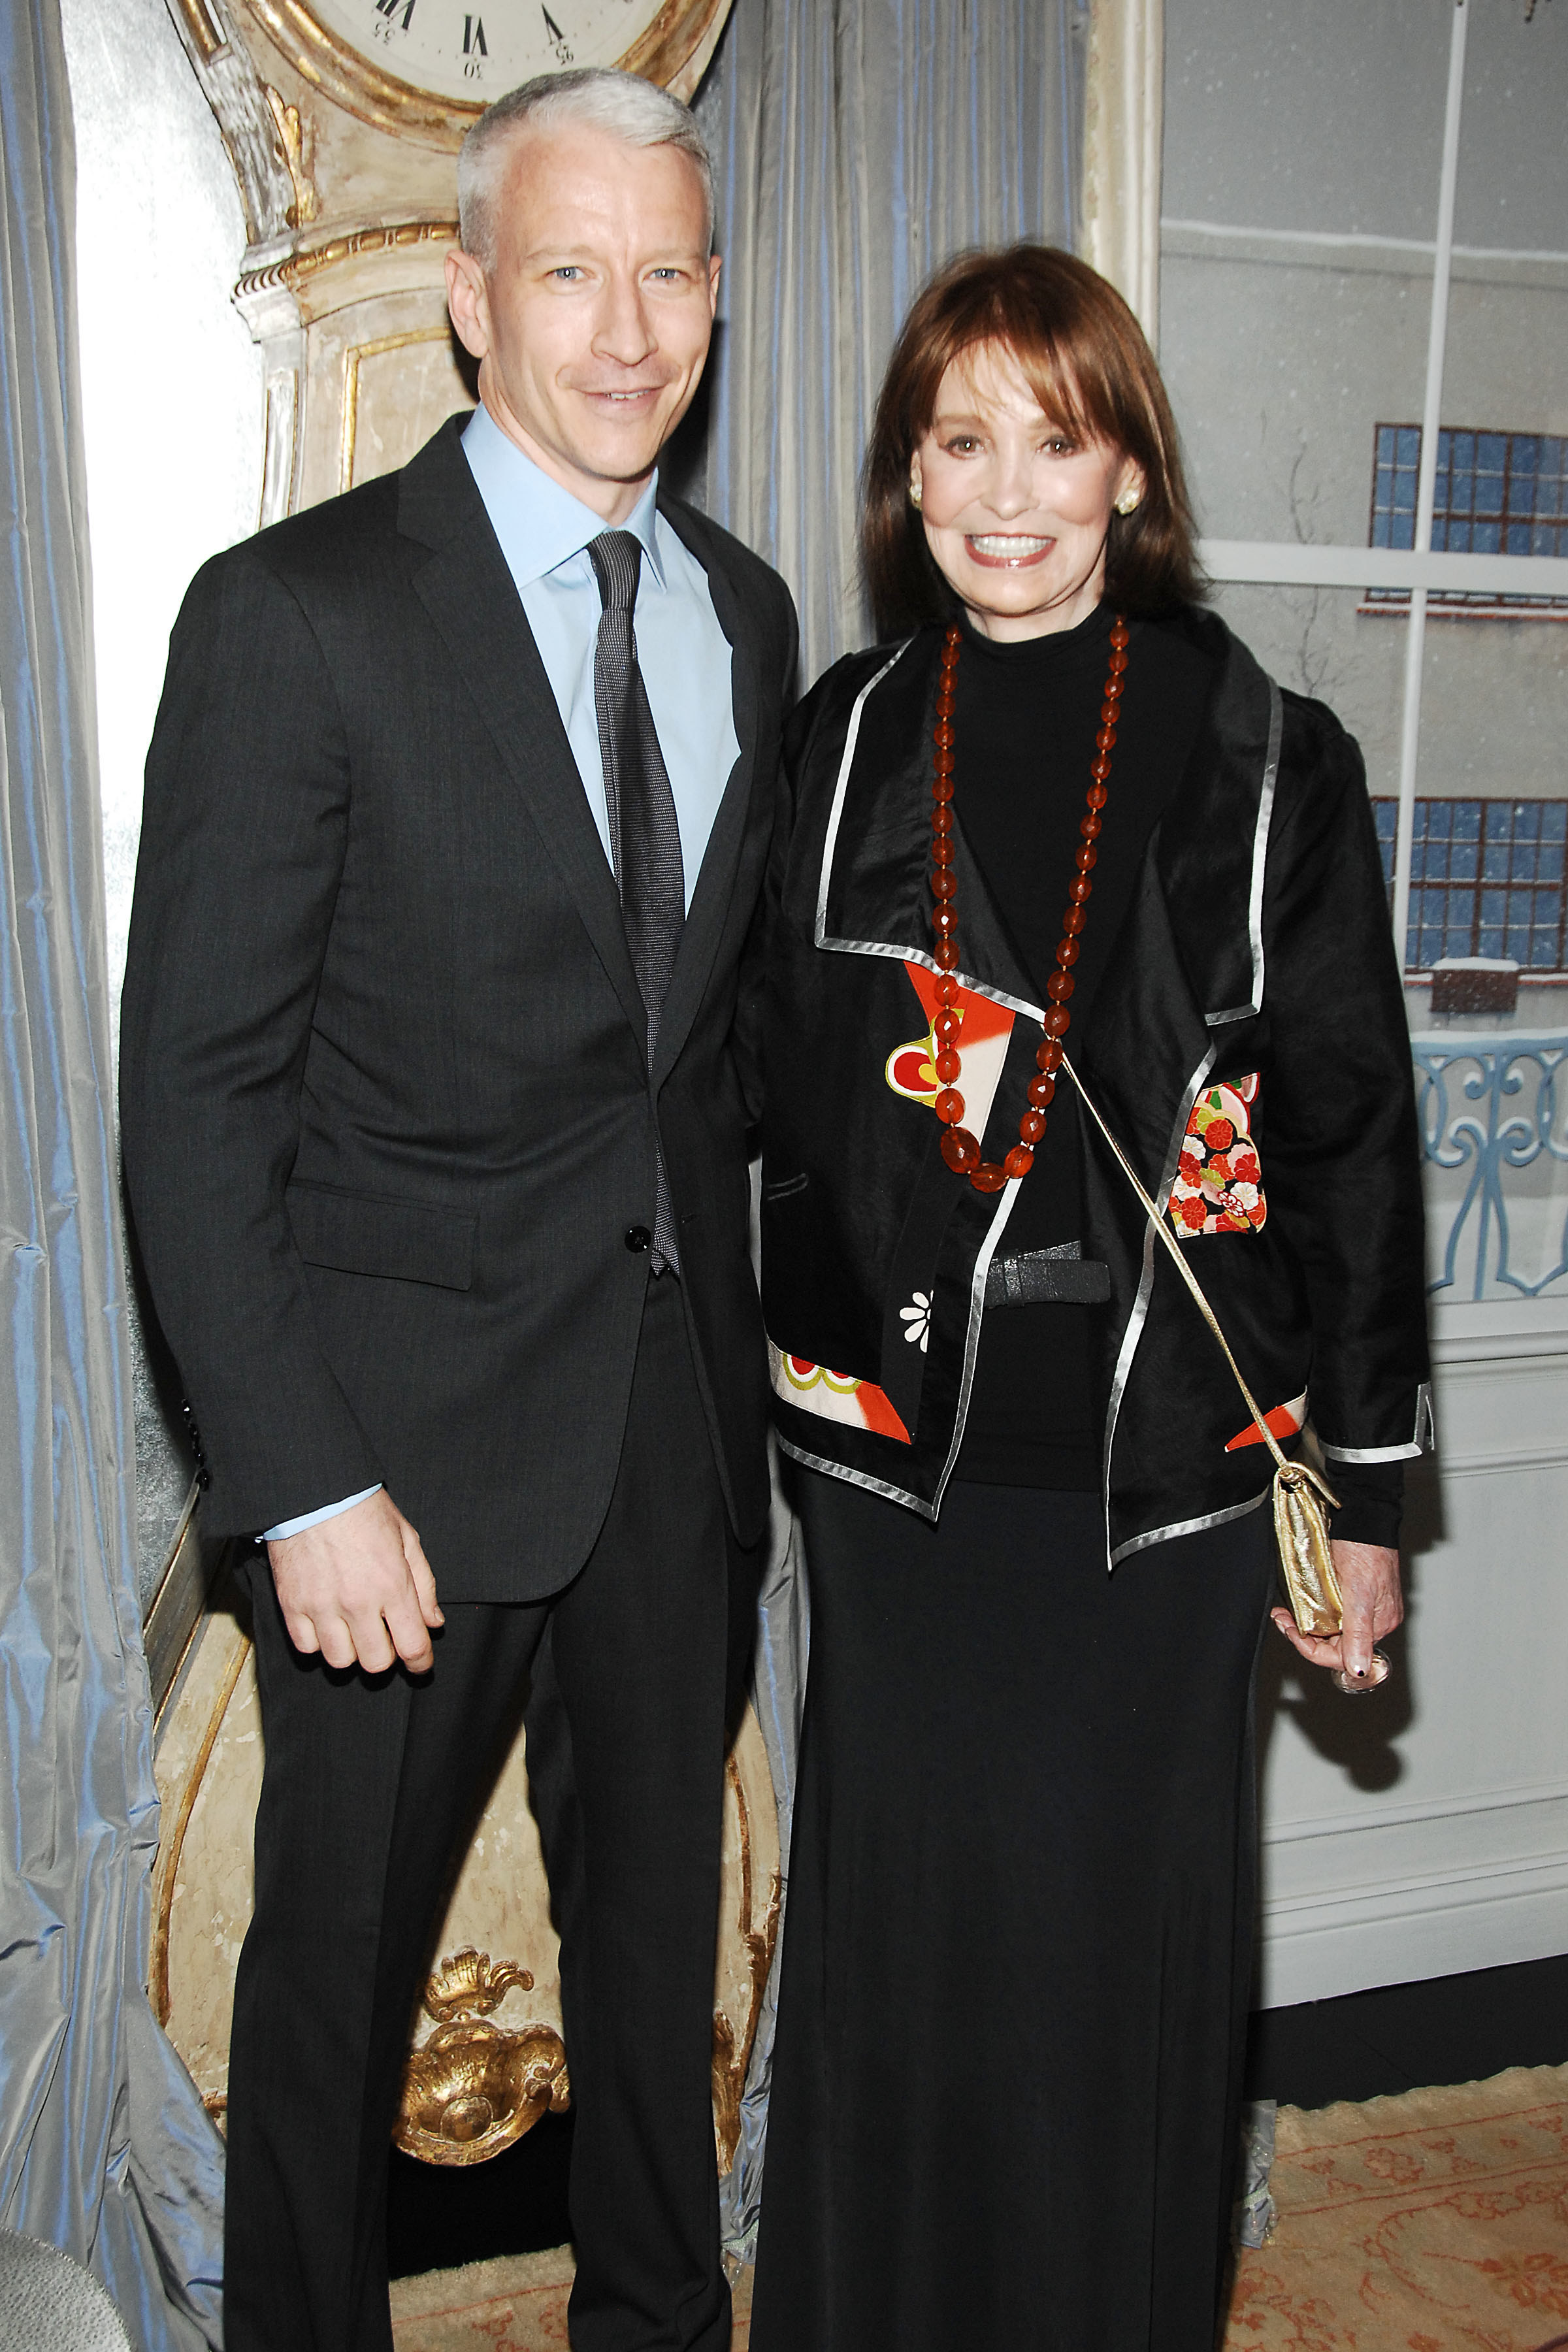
693, 0, 1086, 686
0, 3, 225, 2344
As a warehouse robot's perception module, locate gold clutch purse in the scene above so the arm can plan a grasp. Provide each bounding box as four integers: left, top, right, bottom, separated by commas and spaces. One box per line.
1063, 1058, 1343, 1641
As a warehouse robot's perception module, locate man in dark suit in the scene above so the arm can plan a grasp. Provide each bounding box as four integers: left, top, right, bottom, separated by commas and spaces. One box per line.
120, 66, 795, 2352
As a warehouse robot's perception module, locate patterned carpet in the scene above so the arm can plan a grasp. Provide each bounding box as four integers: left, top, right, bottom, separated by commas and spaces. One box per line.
389, 2064, 1568, 2351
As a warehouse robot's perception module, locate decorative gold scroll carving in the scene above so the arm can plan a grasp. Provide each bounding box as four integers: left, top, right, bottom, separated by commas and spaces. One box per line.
395, 1948, 570, 2166
235, 217, 459, 303
619, 0, 734, 103
171, 0, 229, 63
263, 84, 319, 226
711, 1751, 782, 2174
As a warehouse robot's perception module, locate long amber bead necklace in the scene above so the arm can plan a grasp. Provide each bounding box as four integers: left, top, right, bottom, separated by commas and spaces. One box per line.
929, 612, 1131, 1194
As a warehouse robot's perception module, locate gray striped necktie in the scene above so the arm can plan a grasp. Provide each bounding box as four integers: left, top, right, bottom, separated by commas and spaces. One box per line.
588, 529, 684, 1272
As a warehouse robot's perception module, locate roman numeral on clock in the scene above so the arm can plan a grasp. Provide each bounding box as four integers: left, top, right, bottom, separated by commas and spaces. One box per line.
373, 0, 416, 25
463, 12, 487, 52
542, 5, 564, 37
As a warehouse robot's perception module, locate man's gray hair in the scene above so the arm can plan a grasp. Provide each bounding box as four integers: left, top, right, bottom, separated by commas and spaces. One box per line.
457, 68, 715, 272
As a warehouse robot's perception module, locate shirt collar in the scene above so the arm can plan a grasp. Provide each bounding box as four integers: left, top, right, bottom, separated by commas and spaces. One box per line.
463, 401, 665, 591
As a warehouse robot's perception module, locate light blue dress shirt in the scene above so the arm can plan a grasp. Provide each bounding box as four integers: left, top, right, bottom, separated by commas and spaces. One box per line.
264, 402, 741, 1543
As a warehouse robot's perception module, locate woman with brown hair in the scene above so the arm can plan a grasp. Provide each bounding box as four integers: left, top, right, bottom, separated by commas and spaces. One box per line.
748, 246, 1429, 2349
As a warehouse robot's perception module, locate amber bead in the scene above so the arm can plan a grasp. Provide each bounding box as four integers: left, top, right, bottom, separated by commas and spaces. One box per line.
1056, 938, 1079, 968
1086, 783, 1107, 809
1066, 876, 1092, 904
1043, 1008, 1071, 1036
971, 1162, 1009, 1194
1037, 1039, 1064, 1073
937, 975, 958, 1006
934, 1086, 965, 1125
931, 867, 957, 899
1104, 674, 1124, 699
935, 939, 960, 970
941, 1126, 980, 1174
933, 1006, 960, 1043
932, 836, 955, 866
934, 751, 955, 779
1003, 1145, 1035, 1181
1079, 813, 1102, 840
1096, 728, 1117, 753
1062, 906, 1086, 936
1100, 700, 1119, 727
1089, 755, 1111, 781
1108, 647, 1128, 674
1047, 972, 1074, 1003
1076, 840, 1098, 865
934, 1047, 960, 1084
934, 721, 955, 749
935, 698, 955, 723
932, 906, 958, 938
1028, 1073, 1056, 1107
932, 802, 954, 834
1019, 1109, 1047, 1145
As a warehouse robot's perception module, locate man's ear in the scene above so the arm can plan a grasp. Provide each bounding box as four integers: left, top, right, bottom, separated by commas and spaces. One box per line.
446, 247, 492, 361
707, 250, 723, 318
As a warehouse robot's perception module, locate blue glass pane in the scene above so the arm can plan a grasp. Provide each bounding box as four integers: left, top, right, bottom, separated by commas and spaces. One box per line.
1428, 802, 1453, 840
1446, 519, 1471, 552
1478, 924, 1504, 958
1474, 520, 1501, 555
1483, 843, 1511, 881
1480, 889, 1509, 926
1530, 935, 1556, 968
1512, 845, 1539, 883
1454, 804, 1482, 841
1450, 842, 1478, 883
1477, 433, 1507, 475
1398, 426, 1421, 466
1376, 425, 1397, 462
1507, 522, 1532, 554
1541, 845, 1565, 884
1513, 438, 1541, 478
1543, 806, 1567, 843
1506, 921, 1531, 960
1514, 804, 1541, 841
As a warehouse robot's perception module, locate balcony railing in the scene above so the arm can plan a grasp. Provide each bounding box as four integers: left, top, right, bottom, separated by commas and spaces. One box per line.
1414, 1035, 1568, 1301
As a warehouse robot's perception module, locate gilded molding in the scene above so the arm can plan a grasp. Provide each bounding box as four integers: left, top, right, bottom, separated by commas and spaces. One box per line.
149, 1631, 253, 2031
171, 0, 229, 63
340, 323, 456, 489
236, 217, 458, 302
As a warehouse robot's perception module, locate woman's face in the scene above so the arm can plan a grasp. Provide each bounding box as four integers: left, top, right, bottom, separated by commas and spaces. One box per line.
910, 343, 1144, 641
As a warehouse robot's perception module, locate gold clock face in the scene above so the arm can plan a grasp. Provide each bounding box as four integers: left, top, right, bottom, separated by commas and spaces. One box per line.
248, 0, 732, 145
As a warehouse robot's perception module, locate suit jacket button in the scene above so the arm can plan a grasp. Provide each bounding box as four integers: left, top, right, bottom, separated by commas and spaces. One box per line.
625, 1224, 652, 1253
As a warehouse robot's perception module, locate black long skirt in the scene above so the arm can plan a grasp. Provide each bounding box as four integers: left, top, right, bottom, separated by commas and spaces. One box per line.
749, 1473, 1276, 2352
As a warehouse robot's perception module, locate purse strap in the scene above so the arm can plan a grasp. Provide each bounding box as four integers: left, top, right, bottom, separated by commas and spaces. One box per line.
1061, 1054, 1294, 1478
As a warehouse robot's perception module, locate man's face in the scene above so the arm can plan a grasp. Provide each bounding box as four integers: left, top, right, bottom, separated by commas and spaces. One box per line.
447, 122, 721, 523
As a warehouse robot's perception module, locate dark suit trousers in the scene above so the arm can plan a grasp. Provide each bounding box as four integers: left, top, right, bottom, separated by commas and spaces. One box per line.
224, 1275, 756, 2352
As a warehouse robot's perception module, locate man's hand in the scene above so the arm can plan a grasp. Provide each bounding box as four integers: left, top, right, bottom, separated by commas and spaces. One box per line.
267, 1489, 443, 1673
1271, 1539, 1403, 1686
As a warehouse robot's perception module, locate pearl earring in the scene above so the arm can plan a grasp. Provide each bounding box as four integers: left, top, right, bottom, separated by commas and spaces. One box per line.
909, 471, 923, 510
1115, 490, 1141, 516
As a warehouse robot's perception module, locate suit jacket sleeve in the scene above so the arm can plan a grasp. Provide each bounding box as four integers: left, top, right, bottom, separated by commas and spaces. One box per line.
1257, 698, 1430, 1456
120, 547, 384, 1536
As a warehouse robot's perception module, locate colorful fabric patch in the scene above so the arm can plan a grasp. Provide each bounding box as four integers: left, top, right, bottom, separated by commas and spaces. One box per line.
1225, 1390, 1307, 1454
885, 963, 1015, 1143
1169, 1074, 1267, 1237
768, 1343, 912, 1445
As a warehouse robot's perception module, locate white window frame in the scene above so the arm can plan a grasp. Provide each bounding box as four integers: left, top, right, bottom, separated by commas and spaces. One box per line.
1188, 1, 1568, 966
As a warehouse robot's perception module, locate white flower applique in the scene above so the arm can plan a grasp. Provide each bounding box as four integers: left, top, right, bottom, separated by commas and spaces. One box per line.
899, 1291, 932, 1353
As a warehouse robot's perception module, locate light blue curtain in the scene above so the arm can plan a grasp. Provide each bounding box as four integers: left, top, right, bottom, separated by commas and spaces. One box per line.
0, 2, 224, 2342
693, 0, 1086, 685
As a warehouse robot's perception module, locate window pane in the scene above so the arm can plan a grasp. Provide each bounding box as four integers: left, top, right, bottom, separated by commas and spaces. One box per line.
1161, 0, 1441, 545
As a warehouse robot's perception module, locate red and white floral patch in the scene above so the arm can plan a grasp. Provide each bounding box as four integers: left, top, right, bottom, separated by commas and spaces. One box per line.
1168, 1073, 1267, 1237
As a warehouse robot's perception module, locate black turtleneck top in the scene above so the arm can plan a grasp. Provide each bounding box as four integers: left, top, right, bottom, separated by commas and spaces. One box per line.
949, 600, 1402, 1549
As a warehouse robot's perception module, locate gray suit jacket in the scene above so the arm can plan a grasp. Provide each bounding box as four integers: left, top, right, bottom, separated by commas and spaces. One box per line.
120, 416, 798, 1603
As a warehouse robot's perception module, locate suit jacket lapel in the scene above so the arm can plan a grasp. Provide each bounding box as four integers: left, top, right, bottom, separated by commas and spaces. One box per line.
400, 424, 648, 1053
649, 499, 765, 1087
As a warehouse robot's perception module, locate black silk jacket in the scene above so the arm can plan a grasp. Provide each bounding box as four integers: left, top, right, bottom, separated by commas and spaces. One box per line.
759, 606, 1431, 1563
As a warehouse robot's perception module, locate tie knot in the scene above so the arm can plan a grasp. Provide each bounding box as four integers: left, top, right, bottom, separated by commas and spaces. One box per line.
589, 530, 643, 616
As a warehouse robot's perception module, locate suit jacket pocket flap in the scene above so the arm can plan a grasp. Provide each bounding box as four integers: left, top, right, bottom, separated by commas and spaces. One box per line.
287, 1184, 476, 1291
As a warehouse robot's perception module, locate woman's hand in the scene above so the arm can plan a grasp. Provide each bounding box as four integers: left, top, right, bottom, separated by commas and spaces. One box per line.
1270, 1539, 1403, 1685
